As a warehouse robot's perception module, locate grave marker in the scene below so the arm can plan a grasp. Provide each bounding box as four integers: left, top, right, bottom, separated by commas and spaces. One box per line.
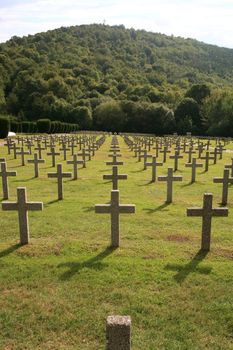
48, 164, 72, 200
0, 162, 17, 199
158, 168, 182, 203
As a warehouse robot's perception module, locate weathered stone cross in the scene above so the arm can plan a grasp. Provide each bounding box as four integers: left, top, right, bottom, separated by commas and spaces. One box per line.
27, 153, 45, 178
17, 147, 30, 166
170, 151, 183, 171
47, 147, 60, 167
213, 168, 233, 205
187, 193, 228, 251
95, 190, 135, 247
0, 161, 17, 199
48, 164, 72, 200
67, 155, 84, 180
103, 166, 127, 190
2, 187, 43, 244
185, 158, 203, 183
158, 168, 182, 203
146, 156, 163, 182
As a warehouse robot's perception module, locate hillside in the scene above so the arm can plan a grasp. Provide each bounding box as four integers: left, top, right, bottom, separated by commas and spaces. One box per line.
1, 24, 233, 135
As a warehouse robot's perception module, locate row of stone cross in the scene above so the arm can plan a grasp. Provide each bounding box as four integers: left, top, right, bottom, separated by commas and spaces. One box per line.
0, 134, 231, 252
0, 134, 106, 245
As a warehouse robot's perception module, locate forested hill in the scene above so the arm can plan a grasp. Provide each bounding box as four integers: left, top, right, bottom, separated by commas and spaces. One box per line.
1, 24, 233, 135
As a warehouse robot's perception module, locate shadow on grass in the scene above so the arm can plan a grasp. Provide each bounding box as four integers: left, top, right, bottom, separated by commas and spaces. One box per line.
58, 246, 117, 280
180, 181, 195, 188
45, 198, 60, 206
143, 202, 171, 214
83, 206, 95, 212
13, 177, 35, 182
165, 250, 211, 284
0, 243, 21, 258
138, 180, 154, 186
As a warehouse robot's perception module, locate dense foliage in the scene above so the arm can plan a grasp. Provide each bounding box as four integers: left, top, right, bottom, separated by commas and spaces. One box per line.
1, 24, 233, 135
0, 116, 9, 138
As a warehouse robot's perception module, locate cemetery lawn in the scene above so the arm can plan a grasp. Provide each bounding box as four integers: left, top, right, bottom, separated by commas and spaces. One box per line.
0, 136, 233, 350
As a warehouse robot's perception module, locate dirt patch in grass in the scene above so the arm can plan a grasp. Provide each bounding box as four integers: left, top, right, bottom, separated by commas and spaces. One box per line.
16, 242, 63, 257
166, 234, 190, 242
212, 248, 233, 260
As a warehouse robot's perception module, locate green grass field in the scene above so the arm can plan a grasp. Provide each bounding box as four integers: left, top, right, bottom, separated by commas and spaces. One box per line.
0, 135, 233, 350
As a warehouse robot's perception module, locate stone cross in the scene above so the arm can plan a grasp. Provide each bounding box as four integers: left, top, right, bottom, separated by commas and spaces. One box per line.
103, 166, 127, 190
213, 168, 233, 205
2, 187, 43, 244
78, 148, 90, 168
35, 143, 46, 159
67, 155, 84, 180
10, 143, 20, 159
146, 156, 163, 182
27, 153, 45, 178
170, 151, 183, 171
48, 164, 72, 200
210, 147, 218, 164
17, 147, 30, 166
47, 147, 60, 167
225, 158, 233, 177
185, 147, 196, 163
0, 162, 17, 199
160, 146, 171, 163
187, 193, 228, 251
95, 190, 135, 247
106, 156, 124, 166
106, 315, 131, 350
142, 150, 152, 170
185, 158, 203, 183
60, 143, 70, 161
200, 151, 213, 172
158, 168, 182, 203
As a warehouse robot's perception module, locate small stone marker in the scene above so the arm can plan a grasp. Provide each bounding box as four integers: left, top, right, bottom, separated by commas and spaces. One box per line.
47, 147, 60, 167
185, 158, 203, 183
48, 164, 72, 200
158, 167, 182, 203
27, 153, 45, 177
103, 166, 127, 190
213, 168, 233, 205
146, 156, 163, 182
106, 315, 131, 350
2, 187, 43, 244
0, 162, 17, 199
67, 154, 84, 180
95, 190, 135, 247
187, 193, 228, 251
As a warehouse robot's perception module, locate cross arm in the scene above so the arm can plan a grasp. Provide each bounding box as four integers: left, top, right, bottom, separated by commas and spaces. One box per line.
212, 208, 228, 217
2, 202, 18, 211
95, 204, 111, 213
187, 208, 203, 216
119, 205, 135, 214
173, 176, 183, 181
27, 202, 43, 211
158, 176, 167, 181
213, 177, 223, 183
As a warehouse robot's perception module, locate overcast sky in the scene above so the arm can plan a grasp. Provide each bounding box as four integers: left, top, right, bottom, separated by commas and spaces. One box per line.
1, 0, 233, 48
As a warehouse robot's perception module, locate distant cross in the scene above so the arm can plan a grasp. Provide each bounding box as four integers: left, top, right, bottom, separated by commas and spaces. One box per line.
146, 156, 163, 182
27, 153, 45, 178
210, 147, 218, 164
185, 147, 196, 163
160, 146, 171, 163
217, 144, 226, 159
11, 143, 20, 159
67, 154, 84, 180
48, 164, 72, 200
0, 161, 17, 199
78, 148, 90, 168
2, 187, 43, 244
169, 151, 183, 171
95, 190, 135, 247
185, 158, 203, 183
4, 138, 13, 155
153, 143, 161, 157
200, 151, 213, 172
35, 143, 46, 159
187, 193, 228, 251
158, 167, 182, 203
103, 165, 127, 190
60, 143, 70, 161
47, 147, 60, 167
225, 158, 233, 177
142, 150, 152, 170
16, 147, 30, 166
213, 168, 233, 205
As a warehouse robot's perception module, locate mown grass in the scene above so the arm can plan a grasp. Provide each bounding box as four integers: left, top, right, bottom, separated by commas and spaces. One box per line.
0, 135, 233, 350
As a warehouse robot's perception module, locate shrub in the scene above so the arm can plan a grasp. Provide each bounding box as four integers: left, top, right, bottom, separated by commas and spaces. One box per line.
0, 116, 10, 138
37, 119, 51, 133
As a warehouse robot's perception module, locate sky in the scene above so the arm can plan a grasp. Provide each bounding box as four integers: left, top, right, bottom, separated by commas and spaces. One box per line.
1, 0, 233, 48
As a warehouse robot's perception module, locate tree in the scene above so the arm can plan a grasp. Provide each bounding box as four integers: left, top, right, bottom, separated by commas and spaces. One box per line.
185, 84, 210, 104
175, 97, 201, 134
0, 116, 10, 138
37, 119, 51, 133
94, 101, 126, 132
